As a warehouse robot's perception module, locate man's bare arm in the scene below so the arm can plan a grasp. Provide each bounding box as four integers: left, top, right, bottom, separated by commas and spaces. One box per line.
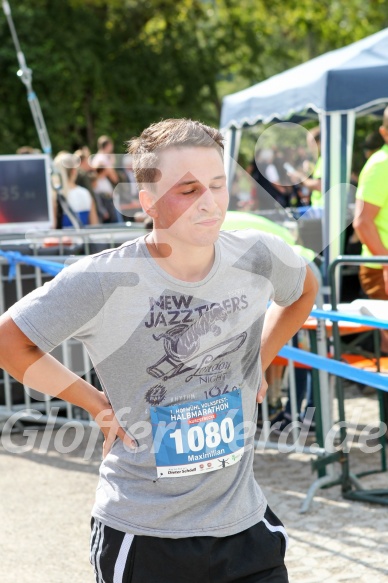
0, 313, 134, 454
353, 199, 388, 256
289, 171, 321, 193
257, 265, 318, 402
302, 177, 321, 192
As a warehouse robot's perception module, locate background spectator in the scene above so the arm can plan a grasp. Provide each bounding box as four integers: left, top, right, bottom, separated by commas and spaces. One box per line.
53, 152, 99, 228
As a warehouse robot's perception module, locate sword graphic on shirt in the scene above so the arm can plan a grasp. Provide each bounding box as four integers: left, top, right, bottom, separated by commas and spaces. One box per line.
146, 301, 247, 382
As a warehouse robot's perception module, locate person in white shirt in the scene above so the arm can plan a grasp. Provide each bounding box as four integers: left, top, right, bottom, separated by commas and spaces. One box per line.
53, 152, 99, 227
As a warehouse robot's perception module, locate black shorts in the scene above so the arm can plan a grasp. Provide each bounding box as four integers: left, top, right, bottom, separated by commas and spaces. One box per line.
90, 505, 289, 583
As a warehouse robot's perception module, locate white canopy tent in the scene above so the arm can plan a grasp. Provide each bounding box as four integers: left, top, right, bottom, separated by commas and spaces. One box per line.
220, 28, 388, 273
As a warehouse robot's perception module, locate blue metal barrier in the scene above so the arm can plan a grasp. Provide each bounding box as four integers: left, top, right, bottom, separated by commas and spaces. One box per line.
279, 345, 387, 392
0, 251, 66, 279
311, 308, 388, 329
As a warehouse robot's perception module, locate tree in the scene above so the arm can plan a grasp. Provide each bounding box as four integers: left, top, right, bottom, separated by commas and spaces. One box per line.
0, 0, 387, 155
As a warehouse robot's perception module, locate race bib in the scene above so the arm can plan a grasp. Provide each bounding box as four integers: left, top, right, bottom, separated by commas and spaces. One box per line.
151, 390, 244, 478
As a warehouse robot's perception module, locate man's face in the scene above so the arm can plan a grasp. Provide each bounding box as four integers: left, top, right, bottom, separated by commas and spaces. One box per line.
145, 146, 229, 248
104, 141, 114, 154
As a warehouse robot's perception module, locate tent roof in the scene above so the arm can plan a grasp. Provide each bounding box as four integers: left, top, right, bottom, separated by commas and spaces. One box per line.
221, 28, 388, 130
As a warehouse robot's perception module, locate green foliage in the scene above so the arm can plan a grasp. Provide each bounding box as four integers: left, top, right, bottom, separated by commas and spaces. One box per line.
0, 0, 386, 154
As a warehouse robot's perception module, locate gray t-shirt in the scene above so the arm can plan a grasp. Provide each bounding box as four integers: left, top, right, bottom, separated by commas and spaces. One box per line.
9, 230, 306, 538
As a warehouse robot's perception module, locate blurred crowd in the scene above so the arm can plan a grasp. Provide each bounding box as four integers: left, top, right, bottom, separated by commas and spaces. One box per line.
17, 136, 142, 229
15, 125, 385, 232
231, 126, 384, 213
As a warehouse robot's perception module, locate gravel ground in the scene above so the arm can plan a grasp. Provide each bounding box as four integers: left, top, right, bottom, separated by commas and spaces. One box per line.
1, 384, 387, 583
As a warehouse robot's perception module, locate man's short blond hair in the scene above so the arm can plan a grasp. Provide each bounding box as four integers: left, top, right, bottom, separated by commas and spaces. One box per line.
127, 118, 224, 188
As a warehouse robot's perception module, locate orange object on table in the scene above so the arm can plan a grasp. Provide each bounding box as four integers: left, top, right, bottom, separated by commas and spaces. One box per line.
341, 354, 388, 373
270, 315, 376, 368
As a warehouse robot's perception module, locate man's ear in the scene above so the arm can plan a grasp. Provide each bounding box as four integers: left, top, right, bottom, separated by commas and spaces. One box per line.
139, 189, 158, 218
379, 125, 388, 143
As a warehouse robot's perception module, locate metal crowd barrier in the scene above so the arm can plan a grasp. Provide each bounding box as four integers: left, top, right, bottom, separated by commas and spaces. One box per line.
0, 225, 146, 427
0, 225, 147, 256
329, 256, 388, 507
276, 321, 388, 511
0, 255, 95, 428
256, 257, 388, 512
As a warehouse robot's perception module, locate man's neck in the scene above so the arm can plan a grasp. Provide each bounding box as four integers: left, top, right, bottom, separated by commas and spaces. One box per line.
145, 231, 216, 282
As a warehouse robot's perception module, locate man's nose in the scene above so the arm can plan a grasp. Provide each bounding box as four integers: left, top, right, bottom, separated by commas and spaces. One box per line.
198, 188, 217, 211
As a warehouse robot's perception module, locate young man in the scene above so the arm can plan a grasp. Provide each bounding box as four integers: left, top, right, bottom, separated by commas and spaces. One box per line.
0, 119, 318, 583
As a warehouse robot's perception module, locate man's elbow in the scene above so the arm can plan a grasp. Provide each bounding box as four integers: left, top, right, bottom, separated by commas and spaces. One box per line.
352, 216, 367, 244
0, 314, 12, 368
352, 215, 362, 232
0, 313, 36, 371
304, 266, 319, 300
352, 205, 370, 234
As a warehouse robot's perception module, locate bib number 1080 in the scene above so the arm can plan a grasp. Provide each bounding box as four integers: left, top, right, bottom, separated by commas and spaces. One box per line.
169, 419, 234, 454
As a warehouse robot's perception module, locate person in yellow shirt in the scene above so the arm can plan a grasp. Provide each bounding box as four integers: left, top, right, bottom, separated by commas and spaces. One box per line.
353, 107, 388, 353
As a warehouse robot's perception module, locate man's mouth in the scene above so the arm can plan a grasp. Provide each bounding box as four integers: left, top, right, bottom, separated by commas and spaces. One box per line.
196, 217, 222, 225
